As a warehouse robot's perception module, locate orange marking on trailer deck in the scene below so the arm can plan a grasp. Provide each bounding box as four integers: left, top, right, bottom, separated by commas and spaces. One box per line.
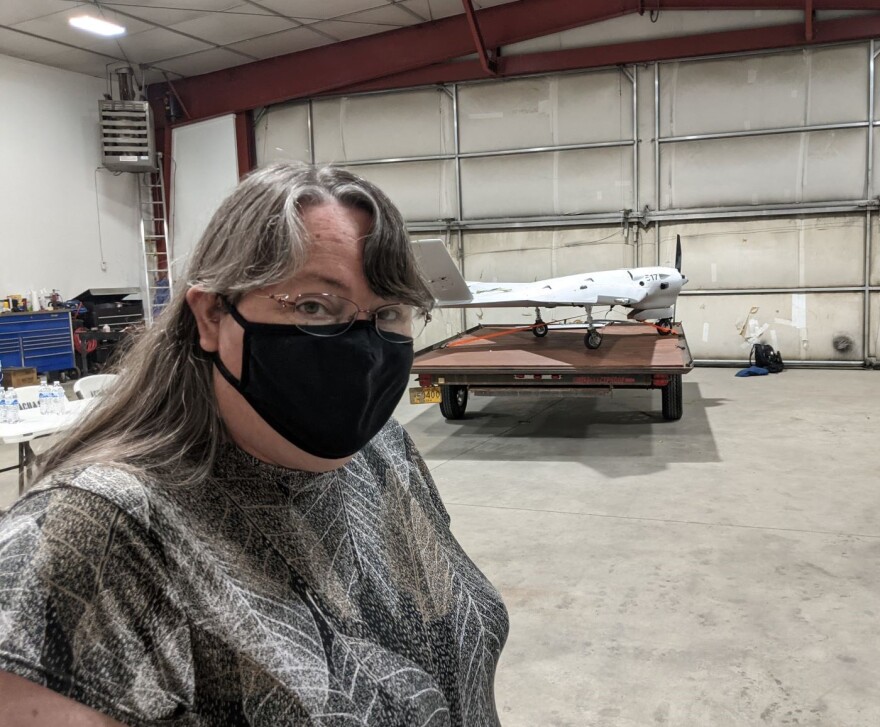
446, 323, 543, 347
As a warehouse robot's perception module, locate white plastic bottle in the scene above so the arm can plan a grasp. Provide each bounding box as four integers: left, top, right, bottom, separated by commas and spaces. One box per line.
0, 387, 6, 424
52, 381, 66, 415
38, 379, 50, 415
6, 388, 21, 424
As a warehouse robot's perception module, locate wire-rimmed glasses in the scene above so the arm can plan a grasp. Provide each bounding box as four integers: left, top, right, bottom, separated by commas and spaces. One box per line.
255, 292, 431, 342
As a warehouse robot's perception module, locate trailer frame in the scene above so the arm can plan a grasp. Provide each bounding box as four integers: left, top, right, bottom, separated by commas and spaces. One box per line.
410, 322, 694, 421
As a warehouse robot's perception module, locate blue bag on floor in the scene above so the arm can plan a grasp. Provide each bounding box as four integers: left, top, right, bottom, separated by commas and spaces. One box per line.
735, 366, 769, 377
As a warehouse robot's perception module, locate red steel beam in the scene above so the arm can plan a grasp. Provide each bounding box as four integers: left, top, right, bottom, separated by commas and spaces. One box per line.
161, 128, 172, 227
234, 111, 256, 178
805, 0, 814, 40
146, 1, 639, 119
462, 0, 498, 75
147, 0, 880, 120
661, 0, 880, 6
334, 12, 880, 95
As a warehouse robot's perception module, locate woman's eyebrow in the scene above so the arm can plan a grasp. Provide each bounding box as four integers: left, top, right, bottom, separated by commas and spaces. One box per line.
294, 272, 351, 291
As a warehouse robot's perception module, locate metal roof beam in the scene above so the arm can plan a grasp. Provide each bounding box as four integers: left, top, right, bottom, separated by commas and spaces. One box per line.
462, 0, 498, 75
146, 0, 637, 119
147, 0, 880, 121
333, 12, 880, 95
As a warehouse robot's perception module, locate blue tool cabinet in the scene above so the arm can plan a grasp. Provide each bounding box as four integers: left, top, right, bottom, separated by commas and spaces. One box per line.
0, 311, 75, 375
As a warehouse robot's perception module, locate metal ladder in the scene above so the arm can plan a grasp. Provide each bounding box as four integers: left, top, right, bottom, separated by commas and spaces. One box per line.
137, 153, 172, 325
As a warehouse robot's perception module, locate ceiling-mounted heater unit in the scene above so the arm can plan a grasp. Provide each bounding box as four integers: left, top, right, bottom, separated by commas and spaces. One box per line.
100, 99, 156, 172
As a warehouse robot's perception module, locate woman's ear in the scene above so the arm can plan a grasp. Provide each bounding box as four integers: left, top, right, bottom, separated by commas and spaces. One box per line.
185, 287, 224, 353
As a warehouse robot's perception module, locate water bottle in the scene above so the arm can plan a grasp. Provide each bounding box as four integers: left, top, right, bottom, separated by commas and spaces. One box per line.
38, 380, 51, 415
6, 388, 20, 424
0, 387, 6, 424
52, 381, 66, 415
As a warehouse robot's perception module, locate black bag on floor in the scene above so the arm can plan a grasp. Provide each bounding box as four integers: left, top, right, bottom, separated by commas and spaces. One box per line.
750, 343, 784, 373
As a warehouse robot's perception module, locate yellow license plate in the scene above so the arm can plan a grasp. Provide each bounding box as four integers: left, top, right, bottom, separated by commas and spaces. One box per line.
409, 386, 442, 405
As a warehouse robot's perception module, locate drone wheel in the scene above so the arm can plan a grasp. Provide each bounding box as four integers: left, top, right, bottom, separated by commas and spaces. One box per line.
584, 331, 603, 350
657, 318, 673, 336
533, 324, 548, 338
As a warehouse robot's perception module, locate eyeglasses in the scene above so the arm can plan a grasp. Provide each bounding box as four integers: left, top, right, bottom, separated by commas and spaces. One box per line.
254, 292, 431, 343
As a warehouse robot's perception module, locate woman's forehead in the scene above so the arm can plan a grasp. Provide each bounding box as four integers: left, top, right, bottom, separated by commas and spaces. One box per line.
271, 242, 368, 298
301, 200, 371, 243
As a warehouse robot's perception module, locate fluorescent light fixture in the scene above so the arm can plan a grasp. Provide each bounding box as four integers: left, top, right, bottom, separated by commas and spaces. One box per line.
69, 15, 126, 37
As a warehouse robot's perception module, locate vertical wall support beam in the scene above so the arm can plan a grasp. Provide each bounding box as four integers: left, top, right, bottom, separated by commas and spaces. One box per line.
621, 65, 639, 267
308, 100, 316, 164
162, 129, 172, 250
869, 41, 875, 200
865, 209, 872, 362
234, 111, 256, 178
453, 83, 464, 223
452, 83, 467, 333
632, 66, 639, 266
867, 45, 874, 361
461, 0, 498, 76
654, 62, 662, 266
805, 0, 814, 40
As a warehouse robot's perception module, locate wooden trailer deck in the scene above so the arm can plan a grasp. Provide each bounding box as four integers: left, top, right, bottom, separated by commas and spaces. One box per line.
410, 323, 694, 420
412, 323, 693, 374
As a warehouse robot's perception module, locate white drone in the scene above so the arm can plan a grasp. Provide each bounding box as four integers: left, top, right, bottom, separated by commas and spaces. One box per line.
412, 238, 688, 349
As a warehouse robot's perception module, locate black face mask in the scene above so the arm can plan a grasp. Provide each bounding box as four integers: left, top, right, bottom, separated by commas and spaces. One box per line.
212, 303, 414, 460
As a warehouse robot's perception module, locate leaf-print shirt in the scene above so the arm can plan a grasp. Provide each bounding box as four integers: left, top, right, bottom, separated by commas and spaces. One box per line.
0, 419, 509, 726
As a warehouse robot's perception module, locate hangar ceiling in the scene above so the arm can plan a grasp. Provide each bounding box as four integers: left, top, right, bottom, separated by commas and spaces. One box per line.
0, 0, 519, 80
1, 1, 879, 101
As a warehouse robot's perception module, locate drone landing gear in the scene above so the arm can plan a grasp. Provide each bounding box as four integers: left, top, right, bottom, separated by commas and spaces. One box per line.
532, 308, 548, 337
657, 318, 673, 336
583, 309, 602, 349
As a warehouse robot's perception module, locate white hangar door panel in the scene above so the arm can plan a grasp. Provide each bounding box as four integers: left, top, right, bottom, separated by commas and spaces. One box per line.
662, 218, 866, 362
311, 90, 457, 223
659, 46, 869, 209
171, 115, 240, 280
457, 71, 635, 219
656, 44, 872, 363
254, 102, 310, 165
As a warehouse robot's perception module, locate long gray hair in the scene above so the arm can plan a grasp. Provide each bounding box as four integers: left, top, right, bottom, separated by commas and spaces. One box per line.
37, 163, 432, 486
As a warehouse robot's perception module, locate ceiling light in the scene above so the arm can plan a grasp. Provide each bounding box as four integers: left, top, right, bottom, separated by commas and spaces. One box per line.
69, 15, 126, 37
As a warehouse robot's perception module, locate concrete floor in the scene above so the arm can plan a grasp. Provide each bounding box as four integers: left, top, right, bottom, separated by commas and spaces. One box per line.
1, 369, 878, 726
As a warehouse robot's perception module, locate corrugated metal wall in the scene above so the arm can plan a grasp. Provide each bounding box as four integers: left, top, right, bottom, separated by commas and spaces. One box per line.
256, 40, 880, 365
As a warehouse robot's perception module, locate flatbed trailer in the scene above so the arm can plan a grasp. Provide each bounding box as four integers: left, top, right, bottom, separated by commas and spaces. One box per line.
409, 323, 694, 421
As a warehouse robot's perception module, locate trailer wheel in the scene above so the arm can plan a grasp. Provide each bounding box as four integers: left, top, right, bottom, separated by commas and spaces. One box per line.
661, 374, 683, 421
440, 385, 468, 420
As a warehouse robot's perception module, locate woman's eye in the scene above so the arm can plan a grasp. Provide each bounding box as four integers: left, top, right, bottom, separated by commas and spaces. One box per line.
296, 301, 327, 315
377, 306, 410, 322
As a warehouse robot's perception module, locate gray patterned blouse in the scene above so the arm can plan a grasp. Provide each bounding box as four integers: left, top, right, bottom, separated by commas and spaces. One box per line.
0, 419, 508, 726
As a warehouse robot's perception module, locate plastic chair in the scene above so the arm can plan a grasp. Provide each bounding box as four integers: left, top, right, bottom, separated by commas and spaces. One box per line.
73, 373, 118, 400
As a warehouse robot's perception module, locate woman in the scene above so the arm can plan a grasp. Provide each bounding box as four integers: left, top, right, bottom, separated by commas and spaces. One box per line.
0, 164, 509, 726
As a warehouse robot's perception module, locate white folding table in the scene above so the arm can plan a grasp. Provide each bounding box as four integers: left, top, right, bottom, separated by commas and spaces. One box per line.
0, 399, 97, 495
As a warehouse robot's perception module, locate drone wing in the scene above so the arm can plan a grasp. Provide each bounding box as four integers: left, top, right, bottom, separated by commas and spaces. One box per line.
411, 239, 604, 308
461, 281, 599, 308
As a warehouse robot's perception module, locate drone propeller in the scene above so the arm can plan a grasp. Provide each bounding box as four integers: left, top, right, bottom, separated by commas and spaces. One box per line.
671, 234, 683, 328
